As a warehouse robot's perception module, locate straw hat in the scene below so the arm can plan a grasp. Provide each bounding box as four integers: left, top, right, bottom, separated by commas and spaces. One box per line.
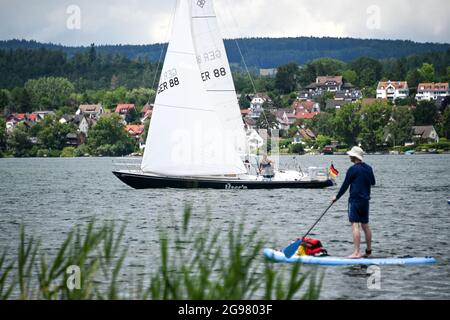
347, 146, 364, 161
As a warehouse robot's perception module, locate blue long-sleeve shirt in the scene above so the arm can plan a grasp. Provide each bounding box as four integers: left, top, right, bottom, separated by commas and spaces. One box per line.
336, 162, 376, 201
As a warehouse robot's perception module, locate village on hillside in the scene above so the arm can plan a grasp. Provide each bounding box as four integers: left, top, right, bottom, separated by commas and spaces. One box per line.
2, 73, 450, 157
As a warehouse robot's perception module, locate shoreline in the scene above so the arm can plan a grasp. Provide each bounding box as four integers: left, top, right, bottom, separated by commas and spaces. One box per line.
1, 152, 450, 159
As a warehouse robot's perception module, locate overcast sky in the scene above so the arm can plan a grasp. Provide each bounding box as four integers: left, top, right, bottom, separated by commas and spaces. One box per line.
0, 0, 449, 46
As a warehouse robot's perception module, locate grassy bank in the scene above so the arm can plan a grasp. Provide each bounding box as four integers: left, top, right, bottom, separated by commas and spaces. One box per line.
0, 206, 322, 300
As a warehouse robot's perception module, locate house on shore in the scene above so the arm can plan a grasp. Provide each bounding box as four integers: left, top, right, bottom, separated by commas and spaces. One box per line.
276, 109, 296, 130
6, 111, 55, 133
299, 76, 361, 101
126, 124, 146, 149
412, 126, 439, 143
291, 100, 320, 113
59, 114, 95, 137
293, 128, 316, 144
6, 112, 39, 133
76, 104, 104, 119
415, 83, 449, 101
290, 99, 320, 120
305, 76, 343, 93
115, 104, 137, 124
335, 83, 362, 100
376, 81, 409, 101
248, 93, 271, 119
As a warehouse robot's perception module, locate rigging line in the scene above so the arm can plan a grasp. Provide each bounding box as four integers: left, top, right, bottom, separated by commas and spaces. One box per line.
221, 0, 257, 94
147, 0, 178, 106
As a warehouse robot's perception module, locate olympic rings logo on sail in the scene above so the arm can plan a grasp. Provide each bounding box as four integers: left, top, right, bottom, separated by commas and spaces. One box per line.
196, 0, 206, 8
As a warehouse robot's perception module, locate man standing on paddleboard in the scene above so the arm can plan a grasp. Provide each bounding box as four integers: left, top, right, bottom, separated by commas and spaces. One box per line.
332, 146, 376, 259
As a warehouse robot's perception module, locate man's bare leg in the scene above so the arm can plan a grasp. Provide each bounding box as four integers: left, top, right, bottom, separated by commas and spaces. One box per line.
348, 223, 362, 258
361, 223, 372, 256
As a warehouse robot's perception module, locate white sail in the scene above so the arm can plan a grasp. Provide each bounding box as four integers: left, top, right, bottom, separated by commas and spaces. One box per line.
141, 0, 246, 176
190, 0, 248, 155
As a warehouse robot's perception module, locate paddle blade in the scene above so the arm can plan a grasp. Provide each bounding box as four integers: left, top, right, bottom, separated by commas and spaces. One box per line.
283, 239, 302, 258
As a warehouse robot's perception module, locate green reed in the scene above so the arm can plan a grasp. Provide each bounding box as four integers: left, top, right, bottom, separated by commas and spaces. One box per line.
0, 206, 322, 300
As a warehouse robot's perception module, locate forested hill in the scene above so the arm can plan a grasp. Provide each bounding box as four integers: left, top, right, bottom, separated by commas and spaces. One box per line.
1, 37, 449, 68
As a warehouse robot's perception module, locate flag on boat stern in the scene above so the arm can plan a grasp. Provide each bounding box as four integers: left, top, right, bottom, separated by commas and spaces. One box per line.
328, 163, 339, 178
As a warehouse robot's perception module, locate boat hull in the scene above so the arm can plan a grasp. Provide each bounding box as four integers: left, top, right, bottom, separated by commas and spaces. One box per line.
112, 171, 334, 189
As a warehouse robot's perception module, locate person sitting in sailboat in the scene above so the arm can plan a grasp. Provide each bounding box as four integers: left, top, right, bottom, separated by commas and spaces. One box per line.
243, 157, 251, 173
259, 154, 275, 178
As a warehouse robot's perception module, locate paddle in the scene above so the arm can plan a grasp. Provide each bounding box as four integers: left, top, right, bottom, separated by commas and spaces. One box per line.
283, 201, 334, 258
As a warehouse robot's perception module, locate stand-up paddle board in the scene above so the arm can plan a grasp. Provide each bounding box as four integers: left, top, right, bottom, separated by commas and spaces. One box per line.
263, 248, 436, 266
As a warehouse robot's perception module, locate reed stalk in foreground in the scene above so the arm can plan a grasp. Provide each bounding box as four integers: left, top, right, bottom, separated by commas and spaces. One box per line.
0, 206, 322, 300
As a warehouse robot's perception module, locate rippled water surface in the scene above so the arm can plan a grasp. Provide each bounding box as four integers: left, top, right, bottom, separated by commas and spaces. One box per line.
1, 155, 449, 299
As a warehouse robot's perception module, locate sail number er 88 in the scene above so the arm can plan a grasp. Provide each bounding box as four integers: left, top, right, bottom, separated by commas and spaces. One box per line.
201, 67, 226, 82
157, 77, 180, 94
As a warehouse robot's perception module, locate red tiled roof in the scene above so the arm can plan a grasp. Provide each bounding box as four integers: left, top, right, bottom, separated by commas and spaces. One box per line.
240, 109, 251, 115
292, 100, 317, 112
126, 124, 144, 136
9, 113, 38, 122
417, 83, 449, 91
15, 113, 26, 120
28, 113, 37, 122
115, 104, 135, 113
377, 81, 408, 90
295, 112, 319, 120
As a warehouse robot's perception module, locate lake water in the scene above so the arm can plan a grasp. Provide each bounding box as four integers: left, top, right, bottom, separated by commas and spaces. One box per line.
0, 155, 449, 299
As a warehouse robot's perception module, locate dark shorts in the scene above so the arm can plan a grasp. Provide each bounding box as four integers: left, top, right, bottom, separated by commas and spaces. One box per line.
348, 199, 369, 224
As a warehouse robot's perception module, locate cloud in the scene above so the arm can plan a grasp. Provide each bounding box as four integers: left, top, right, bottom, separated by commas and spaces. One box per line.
0, 0, 448, 45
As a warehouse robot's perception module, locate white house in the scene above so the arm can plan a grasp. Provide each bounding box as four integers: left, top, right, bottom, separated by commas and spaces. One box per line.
249, 96, 265, 119
376, 81, 409, 100
415, 83, 450, 101
246, 129, 264, 154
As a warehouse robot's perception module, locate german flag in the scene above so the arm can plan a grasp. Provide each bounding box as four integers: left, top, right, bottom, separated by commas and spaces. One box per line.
329, 163, 339, 178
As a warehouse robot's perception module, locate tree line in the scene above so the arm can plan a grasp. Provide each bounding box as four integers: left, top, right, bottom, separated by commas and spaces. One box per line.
0, 44, 159, 90
2, 37, 449, 68
234, 52, 450, 96
276, 99, 449, 155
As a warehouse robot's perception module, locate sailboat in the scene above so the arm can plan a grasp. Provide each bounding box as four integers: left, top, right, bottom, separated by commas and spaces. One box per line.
113, 0, 333, 189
